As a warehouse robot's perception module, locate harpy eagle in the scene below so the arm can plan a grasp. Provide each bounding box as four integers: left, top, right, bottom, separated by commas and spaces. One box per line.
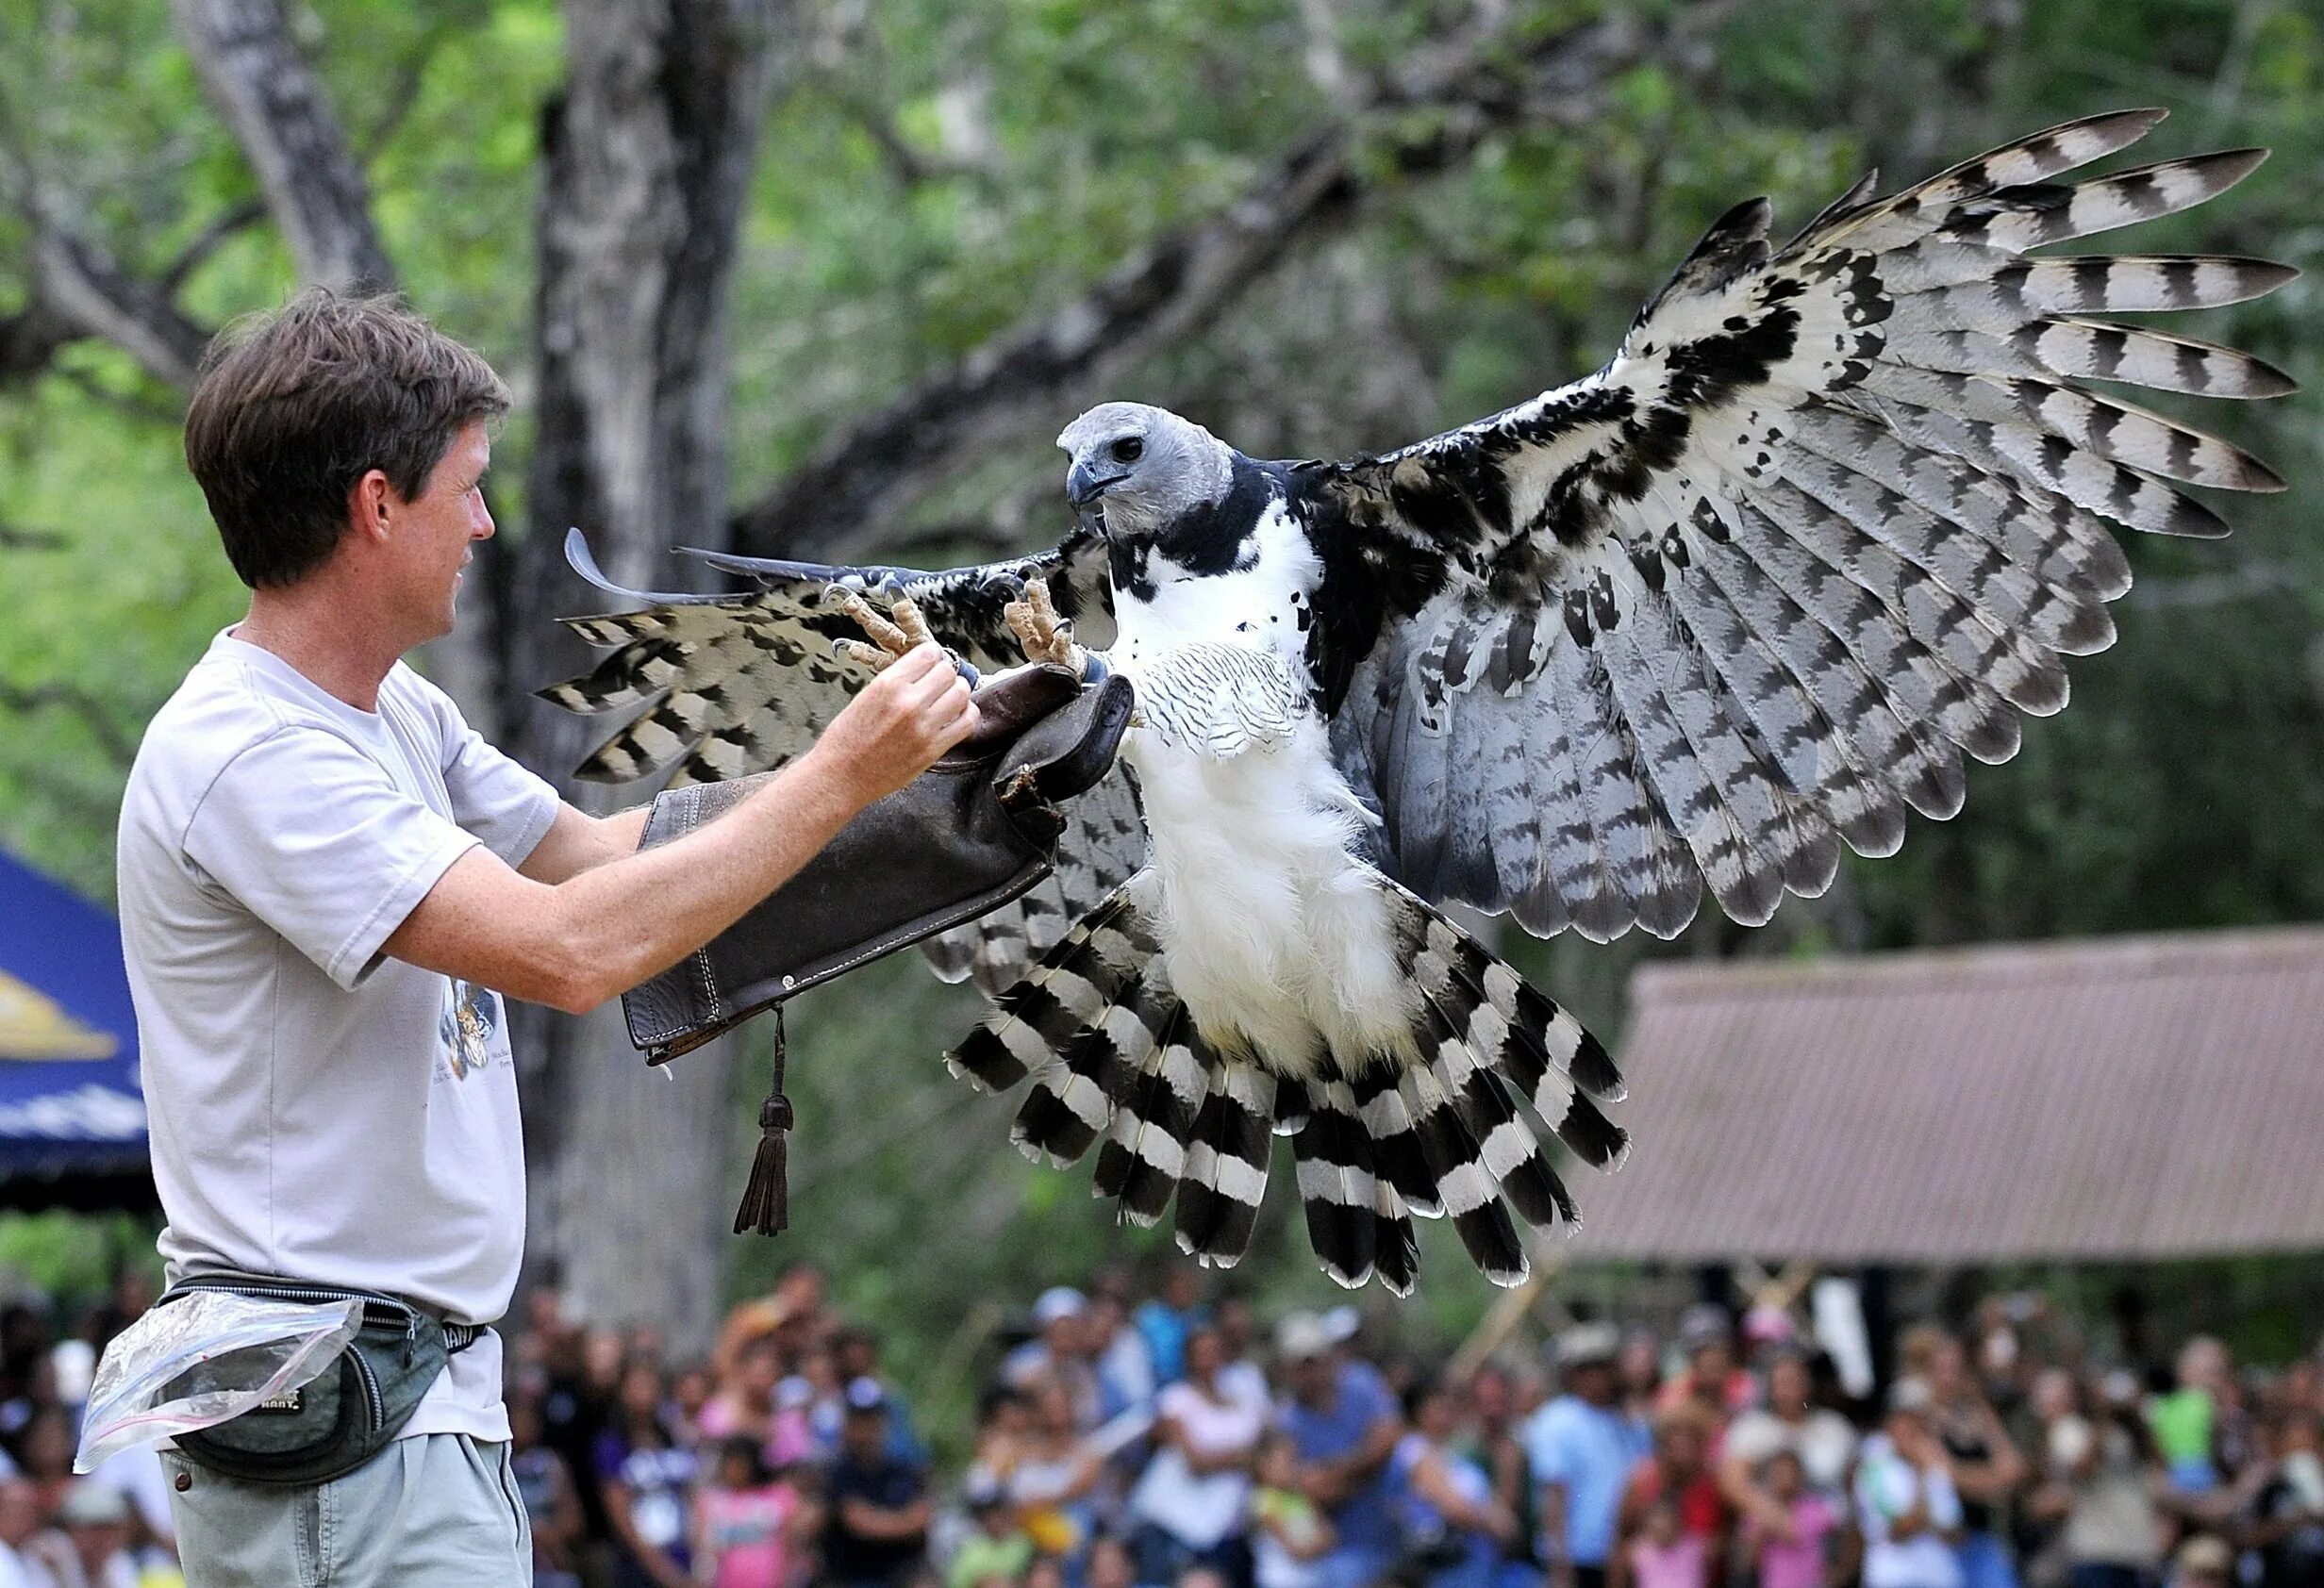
547, 110, 2293, 1292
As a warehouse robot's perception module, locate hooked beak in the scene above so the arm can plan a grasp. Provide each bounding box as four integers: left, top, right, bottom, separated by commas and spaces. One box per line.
1066, 458, 1125, 507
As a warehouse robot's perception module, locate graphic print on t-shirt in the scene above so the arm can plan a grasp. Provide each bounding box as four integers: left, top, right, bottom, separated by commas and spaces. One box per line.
439, 979, 503, 1080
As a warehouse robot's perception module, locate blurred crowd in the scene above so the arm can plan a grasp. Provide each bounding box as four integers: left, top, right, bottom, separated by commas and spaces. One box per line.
2, 1265, 2323, 1588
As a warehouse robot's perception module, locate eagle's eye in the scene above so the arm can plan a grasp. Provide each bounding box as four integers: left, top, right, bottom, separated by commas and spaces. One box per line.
1110, 437, 1145, 464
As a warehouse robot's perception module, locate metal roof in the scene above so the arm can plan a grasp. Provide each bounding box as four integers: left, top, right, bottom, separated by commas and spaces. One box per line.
1563, 927, 2324, 1264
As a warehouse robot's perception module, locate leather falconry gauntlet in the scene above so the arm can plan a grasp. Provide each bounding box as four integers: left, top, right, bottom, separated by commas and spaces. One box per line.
615, 604, 1134, 1235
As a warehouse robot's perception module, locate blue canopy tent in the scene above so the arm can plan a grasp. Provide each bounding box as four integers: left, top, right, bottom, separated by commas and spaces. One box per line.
0, 852, 153, 1210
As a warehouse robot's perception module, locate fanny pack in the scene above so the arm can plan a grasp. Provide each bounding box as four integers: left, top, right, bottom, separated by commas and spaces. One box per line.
158, 1273, 480, 1485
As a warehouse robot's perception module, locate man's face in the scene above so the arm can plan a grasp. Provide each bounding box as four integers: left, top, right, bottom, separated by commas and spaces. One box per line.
382, 421, 494, 641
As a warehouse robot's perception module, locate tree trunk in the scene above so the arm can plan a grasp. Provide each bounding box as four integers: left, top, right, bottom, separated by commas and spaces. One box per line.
503, 0, 788, 1355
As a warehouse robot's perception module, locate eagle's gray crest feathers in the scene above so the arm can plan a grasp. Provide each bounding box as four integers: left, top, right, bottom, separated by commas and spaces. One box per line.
545, 109, 2292, 1291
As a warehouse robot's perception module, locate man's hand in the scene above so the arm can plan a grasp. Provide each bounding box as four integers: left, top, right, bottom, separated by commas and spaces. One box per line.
805, 642, 978, 805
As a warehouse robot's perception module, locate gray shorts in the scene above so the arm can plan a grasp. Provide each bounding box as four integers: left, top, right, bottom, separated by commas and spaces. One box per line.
164, 1433, 532, 1587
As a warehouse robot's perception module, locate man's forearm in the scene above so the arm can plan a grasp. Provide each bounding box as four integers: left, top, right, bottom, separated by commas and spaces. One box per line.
536, 748, 868, 1006
387, 743, 874, 1014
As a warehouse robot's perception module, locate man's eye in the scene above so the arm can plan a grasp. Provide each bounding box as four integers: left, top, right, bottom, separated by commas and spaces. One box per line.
1110, 438, 1144, 464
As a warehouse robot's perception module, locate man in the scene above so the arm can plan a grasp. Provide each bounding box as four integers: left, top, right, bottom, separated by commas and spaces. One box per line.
1528, 1323, 1652, 1588
1274, 1311, 1403, 1588
117, 289, 979, 1584
822, 1381, 931, 1588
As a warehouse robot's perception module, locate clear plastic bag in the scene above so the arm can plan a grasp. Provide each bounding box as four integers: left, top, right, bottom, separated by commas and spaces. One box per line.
75, 1291, 362, 1472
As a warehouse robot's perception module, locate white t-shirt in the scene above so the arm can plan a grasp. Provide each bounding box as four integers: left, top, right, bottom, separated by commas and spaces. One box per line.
1854, 1434, 1966, 1588
1724, 1406, 1860, 1496
118, 633, 559, 1441
1129, 1379, 1266, 1547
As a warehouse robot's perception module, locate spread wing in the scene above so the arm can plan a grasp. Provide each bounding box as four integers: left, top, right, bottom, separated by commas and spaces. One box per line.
542, 526, 1144, 987
1304, 108, 2294, 942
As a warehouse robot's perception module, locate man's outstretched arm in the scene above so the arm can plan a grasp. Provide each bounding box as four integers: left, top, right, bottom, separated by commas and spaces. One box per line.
386, 643, 975, 1015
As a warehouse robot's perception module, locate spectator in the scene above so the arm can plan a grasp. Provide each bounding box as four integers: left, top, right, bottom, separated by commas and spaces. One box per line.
1528, 1324, 1650, 1588
947, 1470, 1035, 1588
512, 1392, 588, 1588
1011, 1291, 1101, 1430
1613, 1408, 1728, 1588
1090, 1296, 1161, 1426
1623, 1497, 1704, 1588
52, 1481, 137, 1588
1722, 1351, 1860, 1520
2173, 1535, 2233, 1588
694, 1436, 813, 1588
1617, 1334, 1663, 1428
700, 1333, 784, 1447
825, 1380, 931, 1588
1469, 1363, 1541, 1586
1252, 1432, 1336, 1588
2154, 1340, 2231, 1496
1908, 1328, 2029, 1588
2236, 1413, 2324, 1588
1742, 1451, 1840, 1588
1216, 1298, 1270, 1411
1277, 1311, 1405, 1588
1088, 1531, 1138, 1588
1395, 1375, 1519, 1588
1008, 1379, 1107, 1572
1127, 1325, 1264, 1587
8, 1409, 73, 1522
596, 1358, 700, 1588
1660, 1307, 1751, 1423
2029, 1368, 2162, 1588
1138, 1272, 1208, 1388
1855, 1381, 1966, 1588
838, 1328, 930, 1467
0, 1478, 41, 1588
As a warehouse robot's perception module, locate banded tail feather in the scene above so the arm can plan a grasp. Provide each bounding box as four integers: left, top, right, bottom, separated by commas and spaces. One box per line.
944, 870, 1621, 1289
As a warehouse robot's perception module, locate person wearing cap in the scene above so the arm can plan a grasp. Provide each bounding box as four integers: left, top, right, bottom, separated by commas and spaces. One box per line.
1276, 1311, 1405, 1588
1526, 1324, 1652, 1588
1853, 1380, 1966, 1588
1007, 1289, 1100, 1430
824, 1378, 931, 1588
1657, 1306, 1751, 1422
55, 1480, 139, 1588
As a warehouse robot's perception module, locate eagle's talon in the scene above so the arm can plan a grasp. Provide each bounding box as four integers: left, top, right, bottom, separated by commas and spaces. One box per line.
1004, 580, 1084, 670
831, 587, 947, 674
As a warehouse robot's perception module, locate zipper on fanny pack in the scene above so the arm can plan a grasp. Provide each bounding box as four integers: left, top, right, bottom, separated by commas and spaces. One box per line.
170, 1276, 418, 1334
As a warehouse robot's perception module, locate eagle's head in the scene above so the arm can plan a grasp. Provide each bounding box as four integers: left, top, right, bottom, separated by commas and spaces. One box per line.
1057, 402, 1234, 540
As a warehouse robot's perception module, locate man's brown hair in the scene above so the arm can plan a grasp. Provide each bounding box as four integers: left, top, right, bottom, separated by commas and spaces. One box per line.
183, 289, 511, 588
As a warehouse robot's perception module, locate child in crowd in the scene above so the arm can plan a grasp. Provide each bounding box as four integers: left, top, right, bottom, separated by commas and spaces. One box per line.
694, 1436, 812, 1588
947, 1471, 1036, 1588
1250, 1432, 1335, 1588
1746, 1450, 1838, 1588
1626, 1494, 1707, 1588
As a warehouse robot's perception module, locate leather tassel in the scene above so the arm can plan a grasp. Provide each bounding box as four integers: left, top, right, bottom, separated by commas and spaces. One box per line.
734, 1007, 795, 1236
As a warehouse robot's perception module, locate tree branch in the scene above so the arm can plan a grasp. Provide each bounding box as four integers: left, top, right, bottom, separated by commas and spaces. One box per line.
168, 0, 396, 290
729, 4, 1718, 560
0, 679, 139, 767
33, 230, 211, 389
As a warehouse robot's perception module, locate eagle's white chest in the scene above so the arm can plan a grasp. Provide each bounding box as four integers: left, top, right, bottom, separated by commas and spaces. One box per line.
1108, 505, 1417, 1073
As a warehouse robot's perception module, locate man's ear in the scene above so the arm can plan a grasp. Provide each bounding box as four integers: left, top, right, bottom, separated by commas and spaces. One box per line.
347, 468, 396, 546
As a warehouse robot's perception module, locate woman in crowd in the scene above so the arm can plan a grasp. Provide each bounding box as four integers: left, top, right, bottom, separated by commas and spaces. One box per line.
1906, 1326, 2028, 1588
1126, 1324, 1264, 1588
1395, 1375, 1521, 1588
597, 1356, 702, 1588
1856, 1382, 1967, 1588
1009, 1377, 1110, 1580
2028, 1367, 2163, 1588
